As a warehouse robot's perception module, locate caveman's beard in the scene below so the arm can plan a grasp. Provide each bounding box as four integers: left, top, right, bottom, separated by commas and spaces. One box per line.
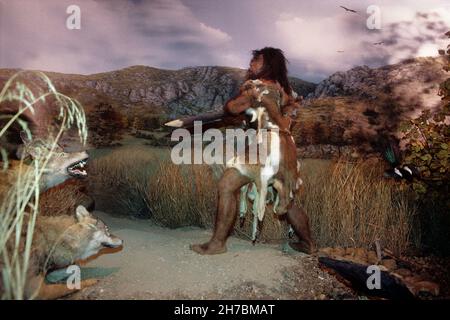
245, 68, 262, 81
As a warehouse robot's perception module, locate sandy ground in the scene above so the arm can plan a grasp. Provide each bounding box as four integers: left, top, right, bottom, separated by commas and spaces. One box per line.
69, 211, 355, 300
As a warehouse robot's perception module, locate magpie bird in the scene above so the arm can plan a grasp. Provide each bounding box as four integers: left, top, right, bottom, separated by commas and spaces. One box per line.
383, 143, 417, 182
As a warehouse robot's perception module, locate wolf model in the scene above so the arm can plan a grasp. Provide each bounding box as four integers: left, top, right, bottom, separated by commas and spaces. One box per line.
1, 205, 123, 299
0, 132, 88, 199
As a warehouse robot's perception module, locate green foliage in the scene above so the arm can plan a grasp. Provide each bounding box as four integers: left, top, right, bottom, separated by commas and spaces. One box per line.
400, 32, 450, 203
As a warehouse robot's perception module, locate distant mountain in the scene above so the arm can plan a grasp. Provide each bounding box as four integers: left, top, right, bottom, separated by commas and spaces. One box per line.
0, 65, 316, 149
0, 65, 316, 117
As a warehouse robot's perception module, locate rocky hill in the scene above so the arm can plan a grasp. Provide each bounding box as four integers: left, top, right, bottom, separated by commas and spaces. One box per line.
291, 57, 448, 159
309, 57, 445, 112
0, 65, 316, 117
0, 65, 315, 148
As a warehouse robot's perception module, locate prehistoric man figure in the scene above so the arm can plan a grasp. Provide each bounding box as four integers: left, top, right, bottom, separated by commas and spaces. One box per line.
191, 47, 315, 255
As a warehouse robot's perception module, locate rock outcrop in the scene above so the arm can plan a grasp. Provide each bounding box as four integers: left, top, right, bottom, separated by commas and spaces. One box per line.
295, 57, 448, 158
309, 57, 446, 113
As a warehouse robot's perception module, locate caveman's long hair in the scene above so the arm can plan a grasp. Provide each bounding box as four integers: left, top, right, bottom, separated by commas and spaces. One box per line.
247, 47, 292, 95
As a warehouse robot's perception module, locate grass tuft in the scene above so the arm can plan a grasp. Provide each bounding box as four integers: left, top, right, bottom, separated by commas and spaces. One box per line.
0, 71, 87, 299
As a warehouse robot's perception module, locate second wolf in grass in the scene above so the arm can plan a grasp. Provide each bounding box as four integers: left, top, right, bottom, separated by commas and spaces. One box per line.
1, 205, 123, 299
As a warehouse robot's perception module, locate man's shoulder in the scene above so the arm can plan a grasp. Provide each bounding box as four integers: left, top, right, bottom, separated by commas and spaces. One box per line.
241, 79, 263, 89
246, 79, 264, 85
241, 79, 279, 92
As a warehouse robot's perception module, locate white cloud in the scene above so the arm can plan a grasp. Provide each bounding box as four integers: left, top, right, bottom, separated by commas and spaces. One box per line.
0, 0, 234, 74
1, 0, 449, 81
274, 5, 450, 80
275, 12, 365, 79
199, 22, 231, 43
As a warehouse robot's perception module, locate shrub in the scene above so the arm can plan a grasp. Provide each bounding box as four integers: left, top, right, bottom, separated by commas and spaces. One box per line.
87, 102, 127, 147
398, 32, 450, 254
399, 31, 450, 202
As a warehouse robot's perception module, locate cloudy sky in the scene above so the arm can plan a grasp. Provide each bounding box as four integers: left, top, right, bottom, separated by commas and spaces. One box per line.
0, 0, 449, 82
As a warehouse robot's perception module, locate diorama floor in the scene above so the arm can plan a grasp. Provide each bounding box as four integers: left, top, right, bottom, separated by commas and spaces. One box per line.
69, 211, 355, 300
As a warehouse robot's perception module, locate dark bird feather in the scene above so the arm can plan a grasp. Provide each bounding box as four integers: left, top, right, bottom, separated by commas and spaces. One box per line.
319, 257, 416, 300
340, 5, 358, 13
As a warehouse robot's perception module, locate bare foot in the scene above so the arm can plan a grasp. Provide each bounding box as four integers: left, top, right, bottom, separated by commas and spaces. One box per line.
190, 241, 227, 255
288, 241, 317, 255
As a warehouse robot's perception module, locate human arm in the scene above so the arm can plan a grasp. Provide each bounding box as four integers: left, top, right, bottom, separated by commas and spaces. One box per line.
281, 90, 302, 118
223, 85, 254, 115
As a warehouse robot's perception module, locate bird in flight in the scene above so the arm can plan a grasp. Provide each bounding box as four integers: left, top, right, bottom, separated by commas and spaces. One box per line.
340, 5, 358, 13
373, 41, 384, 45
337, 50, 345, 53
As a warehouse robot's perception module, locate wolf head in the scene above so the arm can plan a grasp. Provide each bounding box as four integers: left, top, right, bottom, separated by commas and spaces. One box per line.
17, 132, 89, 191
72, 205, 123, 261
34, 206, 123, 272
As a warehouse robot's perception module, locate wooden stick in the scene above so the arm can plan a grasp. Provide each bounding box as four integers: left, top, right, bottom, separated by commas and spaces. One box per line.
165, 111, 225, 128
375, 239, 382, 264
383, 248, 425, 271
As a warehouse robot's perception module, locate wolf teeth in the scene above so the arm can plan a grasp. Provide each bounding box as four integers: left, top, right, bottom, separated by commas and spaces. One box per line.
71, 169, 87, 175
70, 160, 87, 169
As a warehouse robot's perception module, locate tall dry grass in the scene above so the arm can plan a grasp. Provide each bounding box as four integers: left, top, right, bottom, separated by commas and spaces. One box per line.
87, 146, 166, 218
38, 180, 90, 217
88, 146, 419, 254
87, 146, 221, 226
298, 159, 419, 255
145, 162, 219, 228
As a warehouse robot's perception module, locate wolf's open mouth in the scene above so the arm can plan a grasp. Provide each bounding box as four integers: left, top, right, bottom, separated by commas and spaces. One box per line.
102, 242, 117, 248
102, 240, 123, 249
67, 158, 88, 177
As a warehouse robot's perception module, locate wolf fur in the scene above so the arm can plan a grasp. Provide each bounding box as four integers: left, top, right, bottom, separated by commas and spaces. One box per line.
1, 205, 123, 299
0, 134, 88, 202
227, 80, 301, 224
16, 132, 89, 191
